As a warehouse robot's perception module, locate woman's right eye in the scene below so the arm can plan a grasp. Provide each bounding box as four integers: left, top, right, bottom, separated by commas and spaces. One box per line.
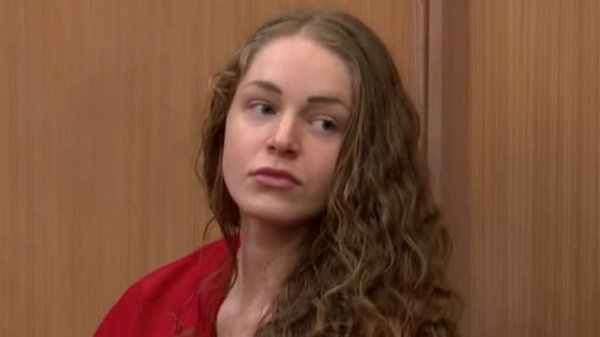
250, 102, 275, 115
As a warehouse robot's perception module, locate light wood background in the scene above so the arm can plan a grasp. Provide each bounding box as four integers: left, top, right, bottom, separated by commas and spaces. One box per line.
2, 0, 599, 336
0, 1, 426, 336
437, 0, 600, 336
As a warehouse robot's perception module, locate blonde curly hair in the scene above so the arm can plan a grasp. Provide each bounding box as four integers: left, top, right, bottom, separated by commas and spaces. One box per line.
193, 8, 462, 337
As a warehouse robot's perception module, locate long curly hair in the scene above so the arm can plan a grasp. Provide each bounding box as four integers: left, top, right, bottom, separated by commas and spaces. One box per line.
195, 8, 462, 337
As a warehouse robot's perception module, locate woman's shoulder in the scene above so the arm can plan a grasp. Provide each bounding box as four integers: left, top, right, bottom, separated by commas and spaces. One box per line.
93, 237, 230, 337
141, 236, 231, 288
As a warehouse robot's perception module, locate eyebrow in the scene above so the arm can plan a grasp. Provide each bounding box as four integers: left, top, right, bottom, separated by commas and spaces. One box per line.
242, 80, 350, 110
307, 96, 350, 111
242, 80, 283, 94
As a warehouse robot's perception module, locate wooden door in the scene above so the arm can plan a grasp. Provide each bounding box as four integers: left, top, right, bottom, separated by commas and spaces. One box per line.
0, 1, 427, 336
435, 0, 600, 336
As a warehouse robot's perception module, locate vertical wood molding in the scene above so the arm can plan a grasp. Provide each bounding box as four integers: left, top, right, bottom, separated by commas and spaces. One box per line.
426, 0, 443, 203
436, 0, 472, 336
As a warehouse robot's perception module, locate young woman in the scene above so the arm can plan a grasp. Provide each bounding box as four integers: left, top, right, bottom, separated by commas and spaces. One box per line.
94, 8, 462, 337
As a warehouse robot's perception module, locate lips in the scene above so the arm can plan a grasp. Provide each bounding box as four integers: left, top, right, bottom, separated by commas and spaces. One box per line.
251, 167, 300, 188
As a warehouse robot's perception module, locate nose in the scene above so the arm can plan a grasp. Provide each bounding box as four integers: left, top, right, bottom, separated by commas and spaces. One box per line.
267, 112, 300, 157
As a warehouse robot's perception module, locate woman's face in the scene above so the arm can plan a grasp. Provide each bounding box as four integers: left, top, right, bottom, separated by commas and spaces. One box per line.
221, 35, 352, 226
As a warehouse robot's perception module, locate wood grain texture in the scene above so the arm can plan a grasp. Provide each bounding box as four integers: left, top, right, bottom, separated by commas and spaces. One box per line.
439, 0, 600, 336
0, 1, 426, 336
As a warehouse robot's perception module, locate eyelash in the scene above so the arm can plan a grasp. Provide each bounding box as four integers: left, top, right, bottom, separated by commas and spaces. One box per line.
311, 118, 338, 132
250, 102, 276, 115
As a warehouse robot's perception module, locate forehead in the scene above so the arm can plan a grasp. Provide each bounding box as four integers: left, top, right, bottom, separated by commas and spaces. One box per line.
240, 36, 352, 103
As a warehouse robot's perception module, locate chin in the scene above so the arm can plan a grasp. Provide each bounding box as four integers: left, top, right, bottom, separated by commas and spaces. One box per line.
237, 200, 322, 227
243, 208, 308, 226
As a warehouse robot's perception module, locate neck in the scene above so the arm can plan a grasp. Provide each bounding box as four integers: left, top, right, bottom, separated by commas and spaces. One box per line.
230, 216, 308, 309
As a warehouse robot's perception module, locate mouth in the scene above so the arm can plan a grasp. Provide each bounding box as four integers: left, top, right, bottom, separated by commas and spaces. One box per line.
251, 167, 300, 189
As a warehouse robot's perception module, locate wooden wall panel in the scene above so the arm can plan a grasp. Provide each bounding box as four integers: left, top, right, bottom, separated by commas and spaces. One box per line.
0, 1, 426, 336
438, 0, 600, 336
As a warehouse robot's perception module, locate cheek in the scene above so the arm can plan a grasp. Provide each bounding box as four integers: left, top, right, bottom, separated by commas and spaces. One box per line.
307, 143, 341, 188
222, 118, 243, 179
222, 115, 259, 179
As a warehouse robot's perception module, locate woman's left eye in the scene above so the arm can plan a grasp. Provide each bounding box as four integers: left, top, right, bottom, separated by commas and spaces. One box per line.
311, 118, 338, 132
250, 102, 275, 115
